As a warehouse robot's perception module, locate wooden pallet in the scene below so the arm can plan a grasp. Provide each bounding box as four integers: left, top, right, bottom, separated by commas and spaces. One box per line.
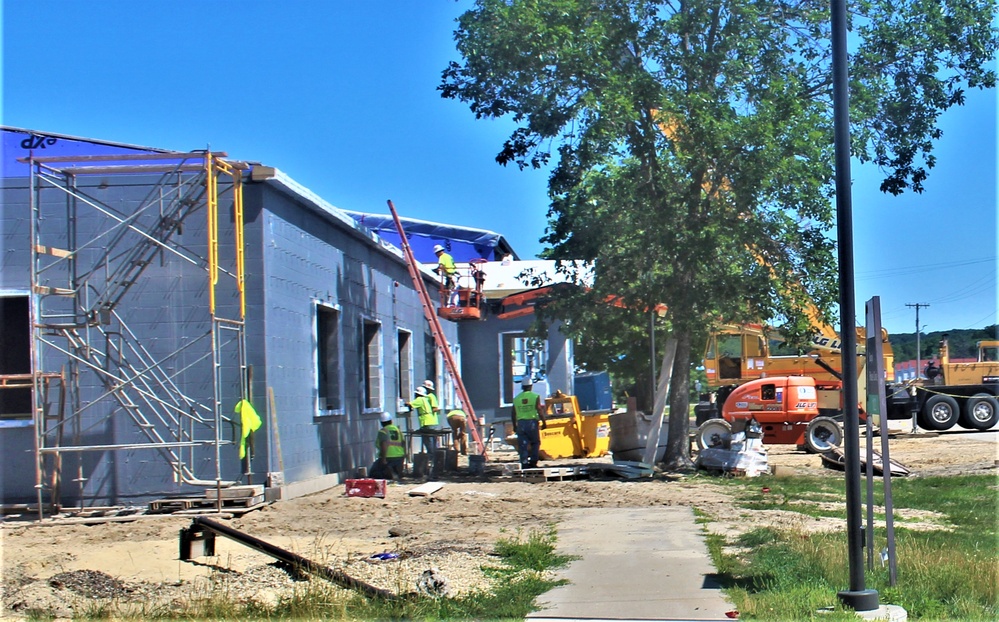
521, 465, 589, 483
148, 494, 265, 514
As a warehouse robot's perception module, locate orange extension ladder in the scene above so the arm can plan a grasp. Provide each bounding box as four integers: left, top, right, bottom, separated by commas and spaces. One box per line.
387, 200, 486, 457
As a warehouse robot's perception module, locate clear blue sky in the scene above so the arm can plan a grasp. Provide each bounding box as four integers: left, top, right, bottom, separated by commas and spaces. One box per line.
2, 1, 995, 337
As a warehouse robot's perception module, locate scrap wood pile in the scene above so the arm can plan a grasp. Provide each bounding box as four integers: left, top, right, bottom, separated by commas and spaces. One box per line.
820, 447, 910, 476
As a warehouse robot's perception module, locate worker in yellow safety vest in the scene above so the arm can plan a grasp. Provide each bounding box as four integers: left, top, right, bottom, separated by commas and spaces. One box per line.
423, 380, 441, 417
433, 244, 457, 288
371, 412, 405, 481
446, 408, 468, 455
409, 385, 439, 454
511, 378, 546, 469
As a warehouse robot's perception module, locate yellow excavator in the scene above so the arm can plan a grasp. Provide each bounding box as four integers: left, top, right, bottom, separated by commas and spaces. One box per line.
702, 321, 894, 417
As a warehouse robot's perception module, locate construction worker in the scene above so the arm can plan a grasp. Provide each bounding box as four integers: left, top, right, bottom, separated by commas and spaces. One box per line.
423, 380, 441, 417
511, 378, 546, 469
409, 385, 439, 454
370, 412, 405, 481
446, 408, 468, 455
433, 244, 457, 290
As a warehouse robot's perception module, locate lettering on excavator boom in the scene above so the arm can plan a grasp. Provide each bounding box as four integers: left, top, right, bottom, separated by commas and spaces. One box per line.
811, 336, 843, 351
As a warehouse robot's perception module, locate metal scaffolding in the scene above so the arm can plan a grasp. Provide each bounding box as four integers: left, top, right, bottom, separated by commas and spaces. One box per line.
22, 150, 249, 517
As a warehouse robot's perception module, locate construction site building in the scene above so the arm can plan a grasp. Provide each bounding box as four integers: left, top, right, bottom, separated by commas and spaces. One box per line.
0, 127, 457, 508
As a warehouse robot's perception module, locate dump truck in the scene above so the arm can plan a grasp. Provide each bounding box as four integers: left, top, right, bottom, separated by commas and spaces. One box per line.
885, 337, 999, 431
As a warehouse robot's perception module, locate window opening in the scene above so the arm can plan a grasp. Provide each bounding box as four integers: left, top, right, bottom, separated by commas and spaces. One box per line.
316, 304, 342, 412
397, 329, 413, 403
501, 332, 546, 405
363, 320, 382, 410
0, 296, 31, 418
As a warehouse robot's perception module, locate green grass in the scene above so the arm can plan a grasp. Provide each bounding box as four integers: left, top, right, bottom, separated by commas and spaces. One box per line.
492, 525, 576, 572
701, 473, 998, 620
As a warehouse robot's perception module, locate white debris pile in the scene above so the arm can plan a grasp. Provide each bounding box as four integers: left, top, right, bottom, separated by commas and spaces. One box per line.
416, 567, 451, 597
696, 421, 770, 477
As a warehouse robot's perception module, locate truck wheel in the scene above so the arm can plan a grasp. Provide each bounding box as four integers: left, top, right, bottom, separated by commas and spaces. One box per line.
805, 416, 843, 453
960, 394, 999, 431
696, 419, 732, 450
918, 394, 960, 430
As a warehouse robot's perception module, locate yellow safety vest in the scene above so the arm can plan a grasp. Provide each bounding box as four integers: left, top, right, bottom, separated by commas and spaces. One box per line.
410, 395, 438, 427
377, 424, 405, 458
438, 252, 457, 275
513, 391, 541, 420
234, 399, 262, 459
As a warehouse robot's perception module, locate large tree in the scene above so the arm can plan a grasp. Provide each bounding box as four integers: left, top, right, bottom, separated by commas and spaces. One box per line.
441, 0, 997, 469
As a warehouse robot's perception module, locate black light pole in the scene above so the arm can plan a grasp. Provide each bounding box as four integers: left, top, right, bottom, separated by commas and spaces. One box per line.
831, 0, 879, 612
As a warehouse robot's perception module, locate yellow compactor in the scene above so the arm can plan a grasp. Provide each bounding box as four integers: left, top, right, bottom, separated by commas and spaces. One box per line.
538, 391, 611, 459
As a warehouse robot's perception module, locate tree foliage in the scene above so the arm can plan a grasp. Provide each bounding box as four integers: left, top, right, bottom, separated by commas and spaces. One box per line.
441, 0, 997, 468
891, 325, 999, 362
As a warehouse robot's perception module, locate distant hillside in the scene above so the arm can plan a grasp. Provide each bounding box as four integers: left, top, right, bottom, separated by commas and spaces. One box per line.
889, 325, 999, 362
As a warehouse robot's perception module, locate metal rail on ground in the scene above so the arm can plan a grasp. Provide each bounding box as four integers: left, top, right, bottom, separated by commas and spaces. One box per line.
182, 517, 398, 601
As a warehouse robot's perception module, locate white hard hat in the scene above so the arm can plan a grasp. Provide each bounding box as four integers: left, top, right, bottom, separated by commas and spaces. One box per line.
379, 412, 393, 423
521, 378, 533, 388
416, 386, 427, 396
433, 244, 445, 253
423, 380, 434, 390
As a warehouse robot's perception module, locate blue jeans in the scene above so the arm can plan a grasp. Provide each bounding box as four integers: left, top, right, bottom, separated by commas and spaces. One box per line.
371, 457, 404, 481
516, 419, 541, 468
418, 425, 439, 454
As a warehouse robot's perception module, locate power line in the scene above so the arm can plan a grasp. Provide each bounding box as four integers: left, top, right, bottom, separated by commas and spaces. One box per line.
963, 310, 998, 330
855, 256, 994, 281
925, 274, 995, 305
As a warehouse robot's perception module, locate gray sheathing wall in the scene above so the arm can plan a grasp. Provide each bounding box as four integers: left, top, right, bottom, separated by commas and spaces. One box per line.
0, 176, 32, 501
0, 166, 454, 505
458, 314, 573, 425
2, 178, 47, 503
1, 173, 244, 505
246, 181, 447, 485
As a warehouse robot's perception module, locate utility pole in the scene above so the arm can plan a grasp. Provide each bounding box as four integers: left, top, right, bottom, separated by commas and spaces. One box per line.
906, 303, 930, 382
906, 303, 930, 434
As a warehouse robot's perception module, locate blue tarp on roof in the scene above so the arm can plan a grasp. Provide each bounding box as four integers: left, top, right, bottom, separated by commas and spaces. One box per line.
344, 211, 519, 263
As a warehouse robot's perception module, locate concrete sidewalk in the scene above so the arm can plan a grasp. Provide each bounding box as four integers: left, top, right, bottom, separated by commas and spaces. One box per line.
527, 507, 735, 621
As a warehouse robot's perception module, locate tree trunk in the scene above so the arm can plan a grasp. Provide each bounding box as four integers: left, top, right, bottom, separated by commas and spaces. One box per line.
662, 330, 695, 471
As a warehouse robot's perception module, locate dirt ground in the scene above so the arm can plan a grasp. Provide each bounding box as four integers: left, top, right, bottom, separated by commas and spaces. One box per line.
2, 426, 996, 618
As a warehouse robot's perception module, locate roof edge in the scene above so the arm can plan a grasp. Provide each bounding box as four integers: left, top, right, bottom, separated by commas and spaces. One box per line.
255, 168, 441, 282
1, 126, 174, 153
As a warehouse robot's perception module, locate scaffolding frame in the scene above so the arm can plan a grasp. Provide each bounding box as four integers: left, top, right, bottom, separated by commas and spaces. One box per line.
20, 150, 249, 517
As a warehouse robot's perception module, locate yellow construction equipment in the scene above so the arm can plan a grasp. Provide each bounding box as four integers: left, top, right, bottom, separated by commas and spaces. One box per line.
885, 337, 999, 431
538, 391, 611, 460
